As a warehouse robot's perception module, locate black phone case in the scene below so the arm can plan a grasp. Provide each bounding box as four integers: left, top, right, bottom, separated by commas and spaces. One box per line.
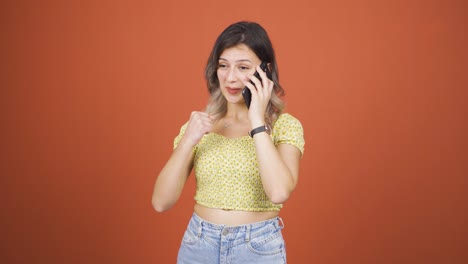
242, 62, 271, 108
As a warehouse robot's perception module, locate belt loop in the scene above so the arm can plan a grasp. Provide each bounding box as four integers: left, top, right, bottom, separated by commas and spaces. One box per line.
278, 217, 285, 230
198, 220, 203, 237
245, 225, 251, 242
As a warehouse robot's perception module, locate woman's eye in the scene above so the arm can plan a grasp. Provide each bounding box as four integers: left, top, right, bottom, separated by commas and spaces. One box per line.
240, 66, 250, 70
218, 64, 227, 69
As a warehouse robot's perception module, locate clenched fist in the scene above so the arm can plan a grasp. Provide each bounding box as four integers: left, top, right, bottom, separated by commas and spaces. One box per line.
181, 111, 214, 147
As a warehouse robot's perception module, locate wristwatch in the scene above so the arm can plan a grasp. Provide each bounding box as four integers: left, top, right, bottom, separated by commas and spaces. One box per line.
249, 125, 269, 138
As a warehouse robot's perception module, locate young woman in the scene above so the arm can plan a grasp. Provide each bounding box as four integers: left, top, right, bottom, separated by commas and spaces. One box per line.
152, 21, 304, 264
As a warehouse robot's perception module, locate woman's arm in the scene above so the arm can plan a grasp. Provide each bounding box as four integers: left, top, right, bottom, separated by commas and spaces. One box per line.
244, 65, 303, 204
152, 139, 195, 212
252, 133, 301, 204
152, 111, 213, 212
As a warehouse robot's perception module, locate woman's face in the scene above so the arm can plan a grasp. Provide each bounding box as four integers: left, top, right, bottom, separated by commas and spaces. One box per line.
217, 44, 261, 106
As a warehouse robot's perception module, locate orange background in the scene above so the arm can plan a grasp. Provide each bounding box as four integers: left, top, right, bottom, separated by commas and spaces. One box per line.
2, 0, 467, 263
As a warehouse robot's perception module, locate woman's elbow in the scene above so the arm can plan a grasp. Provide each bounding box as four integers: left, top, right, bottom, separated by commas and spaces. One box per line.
269, 190, 291, 205
268, 183, 296, 204
151, 197, 172, 213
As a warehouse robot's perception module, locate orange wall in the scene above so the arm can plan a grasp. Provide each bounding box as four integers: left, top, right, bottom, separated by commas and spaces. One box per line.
2, 0, 467, 263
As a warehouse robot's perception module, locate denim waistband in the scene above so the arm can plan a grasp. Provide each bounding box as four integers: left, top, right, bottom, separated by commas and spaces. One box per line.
190, 212, 284, 237
180, 212, 287, 259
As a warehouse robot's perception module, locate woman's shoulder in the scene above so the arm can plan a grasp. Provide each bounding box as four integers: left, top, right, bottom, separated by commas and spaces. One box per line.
178, 121, 189, 132
173, 121, 190, 149
272, 112, 304, 136
275, 113, 303, 127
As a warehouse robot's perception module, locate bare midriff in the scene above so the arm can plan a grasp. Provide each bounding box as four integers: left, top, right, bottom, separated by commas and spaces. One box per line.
194, 203, 279, 226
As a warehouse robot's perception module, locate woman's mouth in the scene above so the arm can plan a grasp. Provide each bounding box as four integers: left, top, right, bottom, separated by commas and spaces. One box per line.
226, 87, 241, 95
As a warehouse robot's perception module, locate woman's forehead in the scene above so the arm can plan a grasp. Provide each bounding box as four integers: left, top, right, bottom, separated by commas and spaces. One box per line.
219, 44, 259, 62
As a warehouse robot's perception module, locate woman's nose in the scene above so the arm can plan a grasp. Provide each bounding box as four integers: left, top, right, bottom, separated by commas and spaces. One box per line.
226, 68, 237, 82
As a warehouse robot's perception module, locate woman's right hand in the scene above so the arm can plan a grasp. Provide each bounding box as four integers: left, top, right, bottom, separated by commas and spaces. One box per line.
181, 111, 214, 147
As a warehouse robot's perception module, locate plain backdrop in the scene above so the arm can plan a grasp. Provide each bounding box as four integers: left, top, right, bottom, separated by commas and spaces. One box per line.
1, 0, 467, 263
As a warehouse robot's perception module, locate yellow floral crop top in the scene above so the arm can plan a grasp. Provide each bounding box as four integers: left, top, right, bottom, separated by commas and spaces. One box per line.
173, 113, 305, 212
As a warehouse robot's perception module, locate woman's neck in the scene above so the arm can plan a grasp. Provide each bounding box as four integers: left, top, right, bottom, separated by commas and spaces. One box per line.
225, 102, 249, 120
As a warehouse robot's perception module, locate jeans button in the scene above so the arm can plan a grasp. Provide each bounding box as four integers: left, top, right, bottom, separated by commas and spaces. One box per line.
222, 229, 229, 236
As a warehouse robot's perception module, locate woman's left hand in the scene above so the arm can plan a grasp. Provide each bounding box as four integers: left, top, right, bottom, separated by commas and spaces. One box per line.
243, 64, 274, 127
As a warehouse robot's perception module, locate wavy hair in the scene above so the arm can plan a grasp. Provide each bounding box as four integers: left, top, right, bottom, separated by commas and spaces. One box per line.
204, 21, 285, 128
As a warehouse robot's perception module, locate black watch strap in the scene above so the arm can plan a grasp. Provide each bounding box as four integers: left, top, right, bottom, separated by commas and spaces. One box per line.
249, 125, 269, 138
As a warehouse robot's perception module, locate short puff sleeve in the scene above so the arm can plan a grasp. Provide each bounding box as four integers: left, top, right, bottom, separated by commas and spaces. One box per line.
272, 113, 305, 155
173, 122, 197, 153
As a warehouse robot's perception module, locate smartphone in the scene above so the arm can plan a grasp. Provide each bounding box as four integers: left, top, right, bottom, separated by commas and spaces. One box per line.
242, 62, 272, 108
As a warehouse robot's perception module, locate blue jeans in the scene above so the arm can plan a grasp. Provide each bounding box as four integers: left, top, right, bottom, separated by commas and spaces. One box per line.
177, 212, 287, 264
